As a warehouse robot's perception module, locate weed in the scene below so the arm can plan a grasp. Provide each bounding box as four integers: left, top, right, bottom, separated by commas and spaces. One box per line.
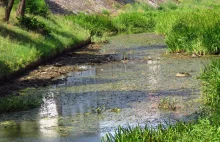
158, 97, 177, 111
0, 92, 43, 113
17, 16, 51, 35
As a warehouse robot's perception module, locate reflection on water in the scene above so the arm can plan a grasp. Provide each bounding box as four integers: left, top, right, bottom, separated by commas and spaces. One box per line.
0, 33, 211, 142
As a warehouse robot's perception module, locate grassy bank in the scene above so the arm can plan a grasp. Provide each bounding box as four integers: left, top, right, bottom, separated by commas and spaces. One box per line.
0, 6, 89, 78
0, 0, 89, 112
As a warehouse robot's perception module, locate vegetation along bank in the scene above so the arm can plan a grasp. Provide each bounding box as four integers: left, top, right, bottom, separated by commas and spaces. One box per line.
0, 0, 220, 141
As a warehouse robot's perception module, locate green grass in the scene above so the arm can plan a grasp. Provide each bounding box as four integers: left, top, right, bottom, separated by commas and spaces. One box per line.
0, 89, 43, 113
112, 11, 156, 34
164, 10, 220, 54
0, 7, 89, 78
200, 60, 220, 108
101, 1, 220, 141
102, 118, 220, 142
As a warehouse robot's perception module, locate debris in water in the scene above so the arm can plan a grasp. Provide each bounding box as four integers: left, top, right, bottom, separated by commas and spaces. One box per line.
176, 72, 191, 77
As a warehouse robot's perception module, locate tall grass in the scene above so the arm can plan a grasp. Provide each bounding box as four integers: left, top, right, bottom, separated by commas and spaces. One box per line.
112, 12, 156, 34
103, 119, 220, 142
200, 60, 220, 108
164, 10, 220, 54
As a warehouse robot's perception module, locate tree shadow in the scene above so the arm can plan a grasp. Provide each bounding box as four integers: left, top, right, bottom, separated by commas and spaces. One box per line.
45, 0, 73, 14
0, 24, 81, 55
0, 60, 11, 78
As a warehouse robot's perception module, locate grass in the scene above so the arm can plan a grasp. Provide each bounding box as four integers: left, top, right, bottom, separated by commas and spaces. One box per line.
158, 97, 177, 111
101, 1, 220, 141
200, 60, 220, 108
164, 10, 220, 54
0, 7, 89, 78
102, 118, 220, 142
0, 89, 43, 113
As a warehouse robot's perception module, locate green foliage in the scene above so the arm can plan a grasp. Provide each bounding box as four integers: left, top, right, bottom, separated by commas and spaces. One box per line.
26, 0, 49, 17
17, 16, 51, 35
70, 13, 116, 39
158, 97, 177, 111
200, 60, 220, 107
0, 93, 43, 113
122, 3, 155, 12
158, 0, 178, 11
113, 12, 156, 34
163, 10, 220, 54
0, 7, 89, 77
15, 0, 49, 17
103, 118, 220, 142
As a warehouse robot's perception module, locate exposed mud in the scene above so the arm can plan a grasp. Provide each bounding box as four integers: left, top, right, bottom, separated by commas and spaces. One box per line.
0, 44, 115, 97
0, 33, 216, 142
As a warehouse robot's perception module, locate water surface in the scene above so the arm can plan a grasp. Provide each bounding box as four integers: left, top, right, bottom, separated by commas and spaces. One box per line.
0, 33, 211, 142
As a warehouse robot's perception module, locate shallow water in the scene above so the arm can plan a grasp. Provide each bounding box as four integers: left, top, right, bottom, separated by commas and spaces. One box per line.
0, 33, 212, 142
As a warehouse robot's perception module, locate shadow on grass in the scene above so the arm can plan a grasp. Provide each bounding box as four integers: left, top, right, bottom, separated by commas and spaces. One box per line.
0, 25, 80, 54
0, 60, 11, 77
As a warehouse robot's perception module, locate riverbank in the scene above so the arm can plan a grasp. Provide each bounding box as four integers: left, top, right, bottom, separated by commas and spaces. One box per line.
0, 6, 89, 87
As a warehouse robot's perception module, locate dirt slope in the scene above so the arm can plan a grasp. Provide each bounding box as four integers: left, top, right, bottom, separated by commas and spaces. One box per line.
45, 0, 164, 14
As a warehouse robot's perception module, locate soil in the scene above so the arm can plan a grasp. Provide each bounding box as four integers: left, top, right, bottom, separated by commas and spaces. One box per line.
45, 0, 166, 14
0, 43, 117, 97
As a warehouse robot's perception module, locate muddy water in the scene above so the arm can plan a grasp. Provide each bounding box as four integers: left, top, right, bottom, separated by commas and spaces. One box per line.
0, 33, 211, 142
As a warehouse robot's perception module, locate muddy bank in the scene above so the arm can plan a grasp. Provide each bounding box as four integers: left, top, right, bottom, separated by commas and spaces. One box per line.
0, 38, 92, 96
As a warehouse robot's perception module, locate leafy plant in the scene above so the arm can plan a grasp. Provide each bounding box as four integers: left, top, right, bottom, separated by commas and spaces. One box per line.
113, 12, 156, 34
0, 92, 43, 113
17, 16, 51, 35
158, 97, 177, 111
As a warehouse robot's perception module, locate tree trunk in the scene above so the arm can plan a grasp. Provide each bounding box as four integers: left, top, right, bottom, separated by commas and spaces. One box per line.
16, 0, 26, 17
3, 0, 15, 22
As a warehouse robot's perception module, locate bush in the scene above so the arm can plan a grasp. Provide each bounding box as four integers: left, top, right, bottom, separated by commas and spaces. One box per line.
26, 0, 49, 17
0, 93, 43, 113
15, 0, 49, 17
71, 13, 116, 38
165, 10, 220, 54
113, 12, 156, 34
17, 16, 51, 35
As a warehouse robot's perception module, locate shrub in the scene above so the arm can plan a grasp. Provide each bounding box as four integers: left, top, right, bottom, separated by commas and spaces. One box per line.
15, 0, 49, 17
0, 92, 43, 113
165, 10, 220, 54
113, 12, 156, 34
71, 13, 116, 38
26, 0, 49, 17
17, 16, 51, 35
